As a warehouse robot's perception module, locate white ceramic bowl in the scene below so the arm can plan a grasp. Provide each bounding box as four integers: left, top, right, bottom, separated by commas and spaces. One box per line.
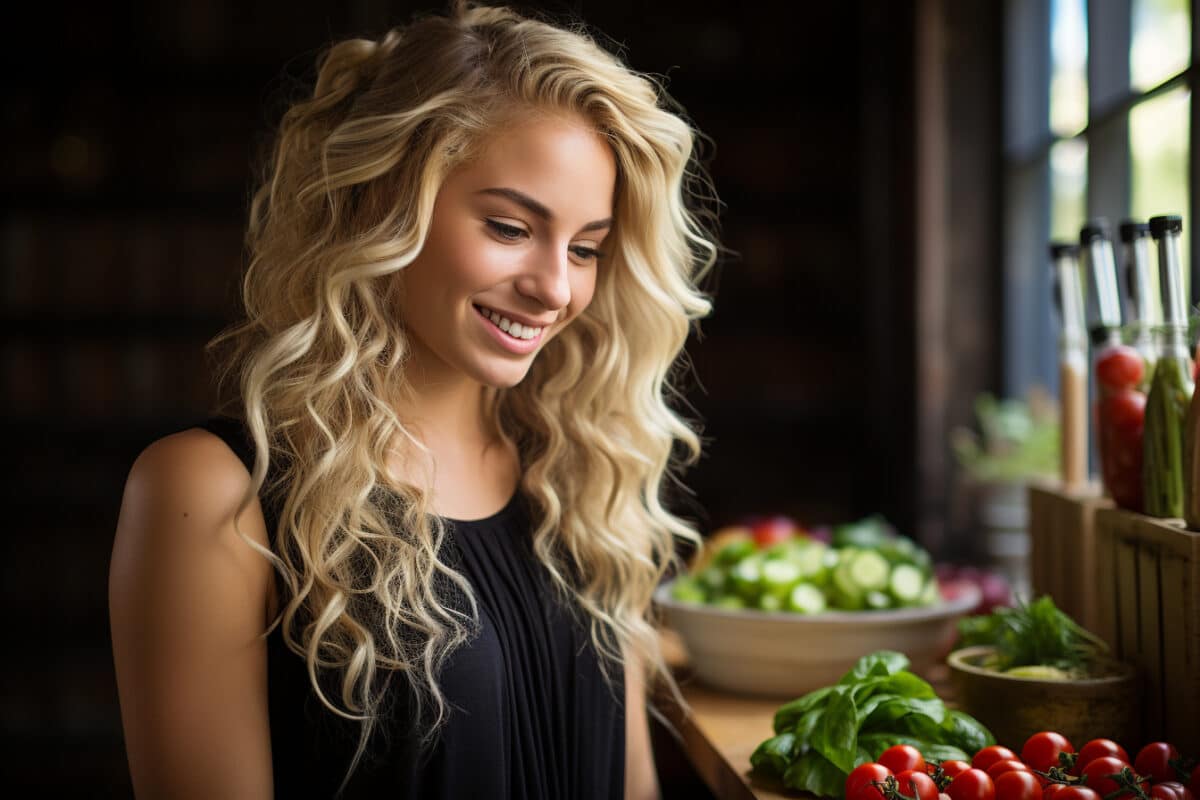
655, 581, 981, 697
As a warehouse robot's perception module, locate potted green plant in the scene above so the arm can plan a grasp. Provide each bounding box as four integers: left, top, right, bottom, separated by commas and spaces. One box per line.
950, 389, 1059, 599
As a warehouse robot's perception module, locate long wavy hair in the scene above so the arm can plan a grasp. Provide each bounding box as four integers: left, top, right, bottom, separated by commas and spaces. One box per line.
210, 0, 718, 787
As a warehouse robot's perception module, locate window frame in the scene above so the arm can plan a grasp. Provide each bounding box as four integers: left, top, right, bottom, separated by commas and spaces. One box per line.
1002, 0, 1196, 399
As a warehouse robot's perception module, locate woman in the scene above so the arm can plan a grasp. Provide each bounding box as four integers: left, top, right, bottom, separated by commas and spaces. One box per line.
109, 2, 718, 797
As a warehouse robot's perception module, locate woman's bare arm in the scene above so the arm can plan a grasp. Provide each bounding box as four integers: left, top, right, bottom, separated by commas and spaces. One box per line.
109, 429, 275, 799
624, 648, 661, 800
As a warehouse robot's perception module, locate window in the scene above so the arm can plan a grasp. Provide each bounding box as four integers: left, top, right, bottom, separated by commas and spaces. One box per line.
1003, 0, 1194, 398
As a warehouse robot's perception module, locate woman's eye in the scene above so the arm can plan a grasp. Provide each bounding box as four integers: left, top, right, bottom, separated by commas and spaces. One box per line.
485, 219, 526, 240
570, 246, 603, 261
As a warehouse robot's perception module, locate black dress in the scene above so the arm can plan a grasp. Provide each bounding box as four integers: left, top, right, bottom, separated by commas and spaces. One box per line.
200, 417, 626, 799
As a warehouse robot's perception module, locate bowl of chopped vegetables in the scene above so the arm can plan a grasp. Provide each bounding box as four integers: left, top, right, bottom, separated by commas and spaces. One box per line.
655, 516, 981, 697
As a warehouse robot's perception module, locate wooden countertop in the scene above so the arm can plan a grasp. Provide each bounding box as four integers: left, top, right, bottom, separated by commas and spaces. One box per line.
657, 630, 955, 800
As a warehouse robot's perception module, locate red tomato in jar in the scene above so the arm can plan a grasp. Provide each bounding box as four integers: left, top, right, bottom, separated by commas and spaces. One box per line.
1102, 389, 1148, 430
995, 770, 1043, 800
1097, 345, 1145, 389
848, 762, 893, 800
1022, 732, 1075, 773
974, 747, 1019, 773
947, 769, 996, 800
1134, 743, 1181, 785
881, 745, 927, 776
897, 770, 941, 800
1075, 739, 1129, 775
988, 761, 1033, 781
750, 515, 797, 548
1082, 756, 1144, 798
1150, 783, 1195, 800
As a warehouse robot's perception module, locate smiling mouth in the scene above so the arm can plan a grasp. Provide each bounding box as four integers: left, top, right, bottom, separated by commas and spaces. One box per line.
473, 304, 546, 341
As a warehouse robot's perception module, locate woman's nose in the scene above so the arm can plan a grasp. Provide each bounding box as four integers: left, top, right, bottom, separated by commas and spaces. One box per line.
514, 245, 572, 310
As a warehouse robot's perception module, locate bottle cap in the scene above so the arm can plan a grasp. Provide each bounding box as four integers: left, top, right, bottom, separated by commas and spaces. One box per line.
1080, 218, 1112, 245
1118, 219, 1150, 242
1149, 215, 1183, 238
1049, 242, 1079, 260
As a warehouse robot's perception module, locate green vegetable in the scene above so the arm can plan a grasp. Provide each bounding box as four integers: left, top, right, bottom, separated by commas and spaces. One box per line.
1143, 354, 1193, 518
832, 515, 893, 549
956, 595, 1108, 674
752, 651, 995, 796
677, 517, 938, 613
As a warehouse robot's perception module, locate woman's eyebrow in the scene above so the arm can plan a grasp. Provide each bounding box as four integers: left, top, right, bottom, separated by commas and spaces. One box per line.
476, 187, 613, 232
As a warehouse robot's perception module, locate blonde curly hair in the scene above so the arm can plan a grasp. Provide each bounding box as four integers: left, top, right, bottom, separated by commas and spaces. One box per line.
210, 0, 718, 787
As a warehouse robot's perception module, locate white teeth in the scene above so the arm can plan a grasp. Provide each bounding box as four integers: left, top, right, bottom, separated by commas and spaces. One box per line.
476, 305, 542, 340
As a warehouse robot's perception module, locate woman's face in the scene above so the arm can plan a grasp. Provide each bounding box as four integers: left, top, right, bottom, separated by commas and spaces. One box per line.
398, 113, 617, 390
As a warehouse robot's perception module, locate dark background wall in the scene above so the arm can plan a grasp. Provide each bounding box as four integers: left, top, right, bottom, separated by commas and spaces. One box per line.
1, 0, 1001, 793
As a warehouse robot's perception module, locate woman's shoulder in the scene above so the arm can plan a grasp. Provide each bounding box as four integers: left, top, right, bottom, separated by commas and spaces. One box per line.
112, 426, 274, 608
127, 425, 257, 513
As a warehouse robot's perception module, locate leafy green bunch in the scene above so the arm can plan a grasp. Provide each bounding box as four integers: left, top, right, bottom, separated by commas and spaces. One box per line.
950, 390, 1059, 482
750, 651, 995, 797
956, 595, 1108, 673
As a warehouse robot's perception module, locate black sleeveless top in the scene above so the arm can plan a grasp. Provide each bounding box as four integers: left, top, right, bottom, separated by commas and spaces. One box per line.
199, 418, 626, 799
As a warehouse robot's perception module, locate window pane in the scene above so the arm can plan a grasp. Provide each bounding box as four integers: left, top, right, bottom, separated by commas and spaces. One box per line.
1050, 137, 1088, 240
1131, 0, 1191, 91
1051, 0, 1088, 136
1130, 88, 1191, 294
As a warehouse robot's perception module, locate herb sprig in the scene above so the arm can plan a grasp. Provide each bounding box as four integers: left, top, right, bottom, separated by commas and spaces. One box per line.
956, 595, 1108, 673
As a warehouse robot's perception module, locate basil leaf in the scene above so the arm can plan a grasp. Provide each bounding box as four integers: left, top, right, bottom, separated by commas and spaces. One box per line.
870, 670, 937, 700
790, 708, 823, 753
862, 695, 947, 729
814, 687, 859, 773
750, 732, 798, 779
922, 744, 970, 763
783, 749, 847, 798
774, 685, 834, 733
858, 732, 934, 759
840, 651, 910, 683
942, 709, 996, 754
897, 710, 948, 740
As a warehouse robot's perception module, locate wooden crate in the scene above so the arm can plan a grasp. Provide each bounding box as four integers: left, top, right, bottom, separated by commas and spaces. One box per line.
1094, 509, 1200, 752
1027, 483, 1112, 637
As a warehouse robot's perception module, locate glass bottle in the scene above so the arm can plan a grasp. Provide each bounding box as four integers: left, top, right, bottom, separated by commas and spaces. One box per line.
1083, 220, 1147, 510
1119, 219, 1161, 385
1142, 215, 1193, 518
1050, 242, 1088, 490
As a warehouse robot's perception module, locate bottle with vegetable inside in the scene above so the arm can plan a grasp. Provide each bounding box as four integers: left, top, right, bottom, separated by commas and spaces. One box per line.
1142, 215, 1194, 518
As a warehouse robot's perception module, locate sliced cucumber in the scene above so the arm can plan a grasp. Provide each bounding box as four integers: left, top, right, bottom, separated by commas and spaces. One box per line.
918, 575, 941, 606
758, 592, 784, 612
699, 565, 727, 594
714, 538, 756, 566
787, 583, 827, 614
865, 589, 893, 610
846, 550, 890, 592
671, 575, 707, 604
888, 563, 926, 605
790, 541, 828, 578
730, 554, 764, 599
761, 558, 802, 595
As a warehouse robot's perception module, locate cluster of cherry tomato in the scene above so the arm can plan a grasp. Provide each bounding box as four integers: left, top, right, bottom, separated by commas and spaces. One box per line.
1095, 344, 1147, 511
845, 733, 1199, 800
